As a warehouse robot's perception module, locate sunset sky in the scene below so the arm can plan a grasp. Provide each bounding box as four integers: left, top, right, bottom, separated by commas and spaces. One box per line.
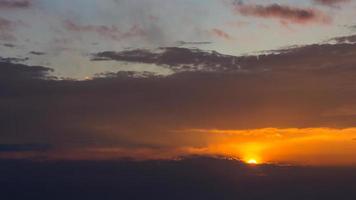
1, 0, 356, 168
3, 1, 356, 199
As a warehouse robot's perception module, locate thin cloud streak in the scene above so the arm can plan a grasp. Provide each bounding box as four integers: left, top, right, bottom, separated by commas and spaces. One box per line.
63, 20, 146, 41
0, 0, 31, 9
314, 0, 351, 6
211, 28, 233, 40
233, 2, 331, 25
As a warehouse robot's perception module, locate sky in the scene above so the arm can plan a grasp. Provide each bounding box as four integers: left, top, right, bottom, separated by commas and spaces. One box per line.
1, 0, 356, 78
4, 1, 356, 199
1, 0, 356, 167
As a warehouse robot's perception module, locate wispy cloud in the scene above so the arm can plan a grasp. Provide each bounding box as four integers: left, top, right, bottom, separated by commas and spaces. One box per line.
0, 0, 32, 9
63, 20, 146, 41
233, 2, 331, 25
0, 17, 24, 41
313, 0, 351, 7
211, 28, 233, 40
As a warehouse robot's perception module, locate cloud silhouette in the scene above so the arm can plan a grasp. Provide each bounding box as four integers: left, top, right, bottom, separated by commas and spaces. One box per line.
92, 47, 241, 72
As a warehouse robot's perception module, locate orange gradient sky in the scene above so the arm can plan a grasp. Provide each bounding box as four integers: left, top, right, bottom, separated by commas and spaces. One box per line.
180, 128, 356, 166
2, 127, 356, 166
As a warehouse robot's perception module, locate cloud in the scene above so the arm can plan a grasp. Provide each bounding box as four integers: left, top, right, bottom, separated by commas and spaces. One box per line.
0, 17, 24, 41
233, 2, 331, 25
0, 56, 28, 63
211, 28, 233, 40
92, 47, 240, 72
0, 60, 52, 81
176, 41, 212, 46
0, 17, 14, 29
29, 51, 46, 56
0, 0, 31, 9
63, 20, 146, 41
314, 0, 351, 6
327, 34, 356, 43
2, 37, 356, 164
0, 18, 16, 40
2, 43, 16, 48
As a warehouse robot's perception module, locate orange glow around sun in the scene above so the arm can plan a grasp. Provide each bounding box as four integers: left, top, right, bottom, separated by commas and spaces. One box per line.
2, 128, 356, 166
183, 128, 356, 166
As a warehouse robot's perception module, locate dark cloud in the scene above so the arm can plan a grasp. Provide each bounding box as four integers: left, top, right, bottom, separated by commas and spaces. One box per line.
29, 51, 46, 56
2, 43, 16, 48
92, 47, 241, 72
0, 0, 31, 9
0, 56, 28, 63
0, 61, 52, 81
233, 2, 331, 25
314, 0, 351, 6
2, 38, 356, 157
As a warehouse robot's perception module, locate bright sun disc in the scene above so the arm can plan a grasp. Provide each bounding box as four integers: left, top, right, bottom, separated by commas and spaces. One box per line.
247, 159, 258, 164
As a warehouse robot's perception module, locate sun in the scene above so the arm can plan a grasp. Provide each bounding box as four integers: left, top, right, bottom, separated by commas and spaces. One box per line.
246, 159, 259, 165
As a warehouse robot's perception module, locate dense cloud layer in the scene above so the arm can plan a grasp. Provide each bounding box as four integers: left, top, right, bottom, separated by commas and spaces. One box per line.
2, 37, 356, 163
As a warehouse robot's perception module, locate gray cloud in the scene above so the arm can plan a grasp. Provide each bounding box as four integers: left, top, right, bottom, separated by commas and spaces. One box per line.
29, 51, 46, 56
91, 47, 242, 72
0, 0, 32, 9
327, 34, 356, 43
